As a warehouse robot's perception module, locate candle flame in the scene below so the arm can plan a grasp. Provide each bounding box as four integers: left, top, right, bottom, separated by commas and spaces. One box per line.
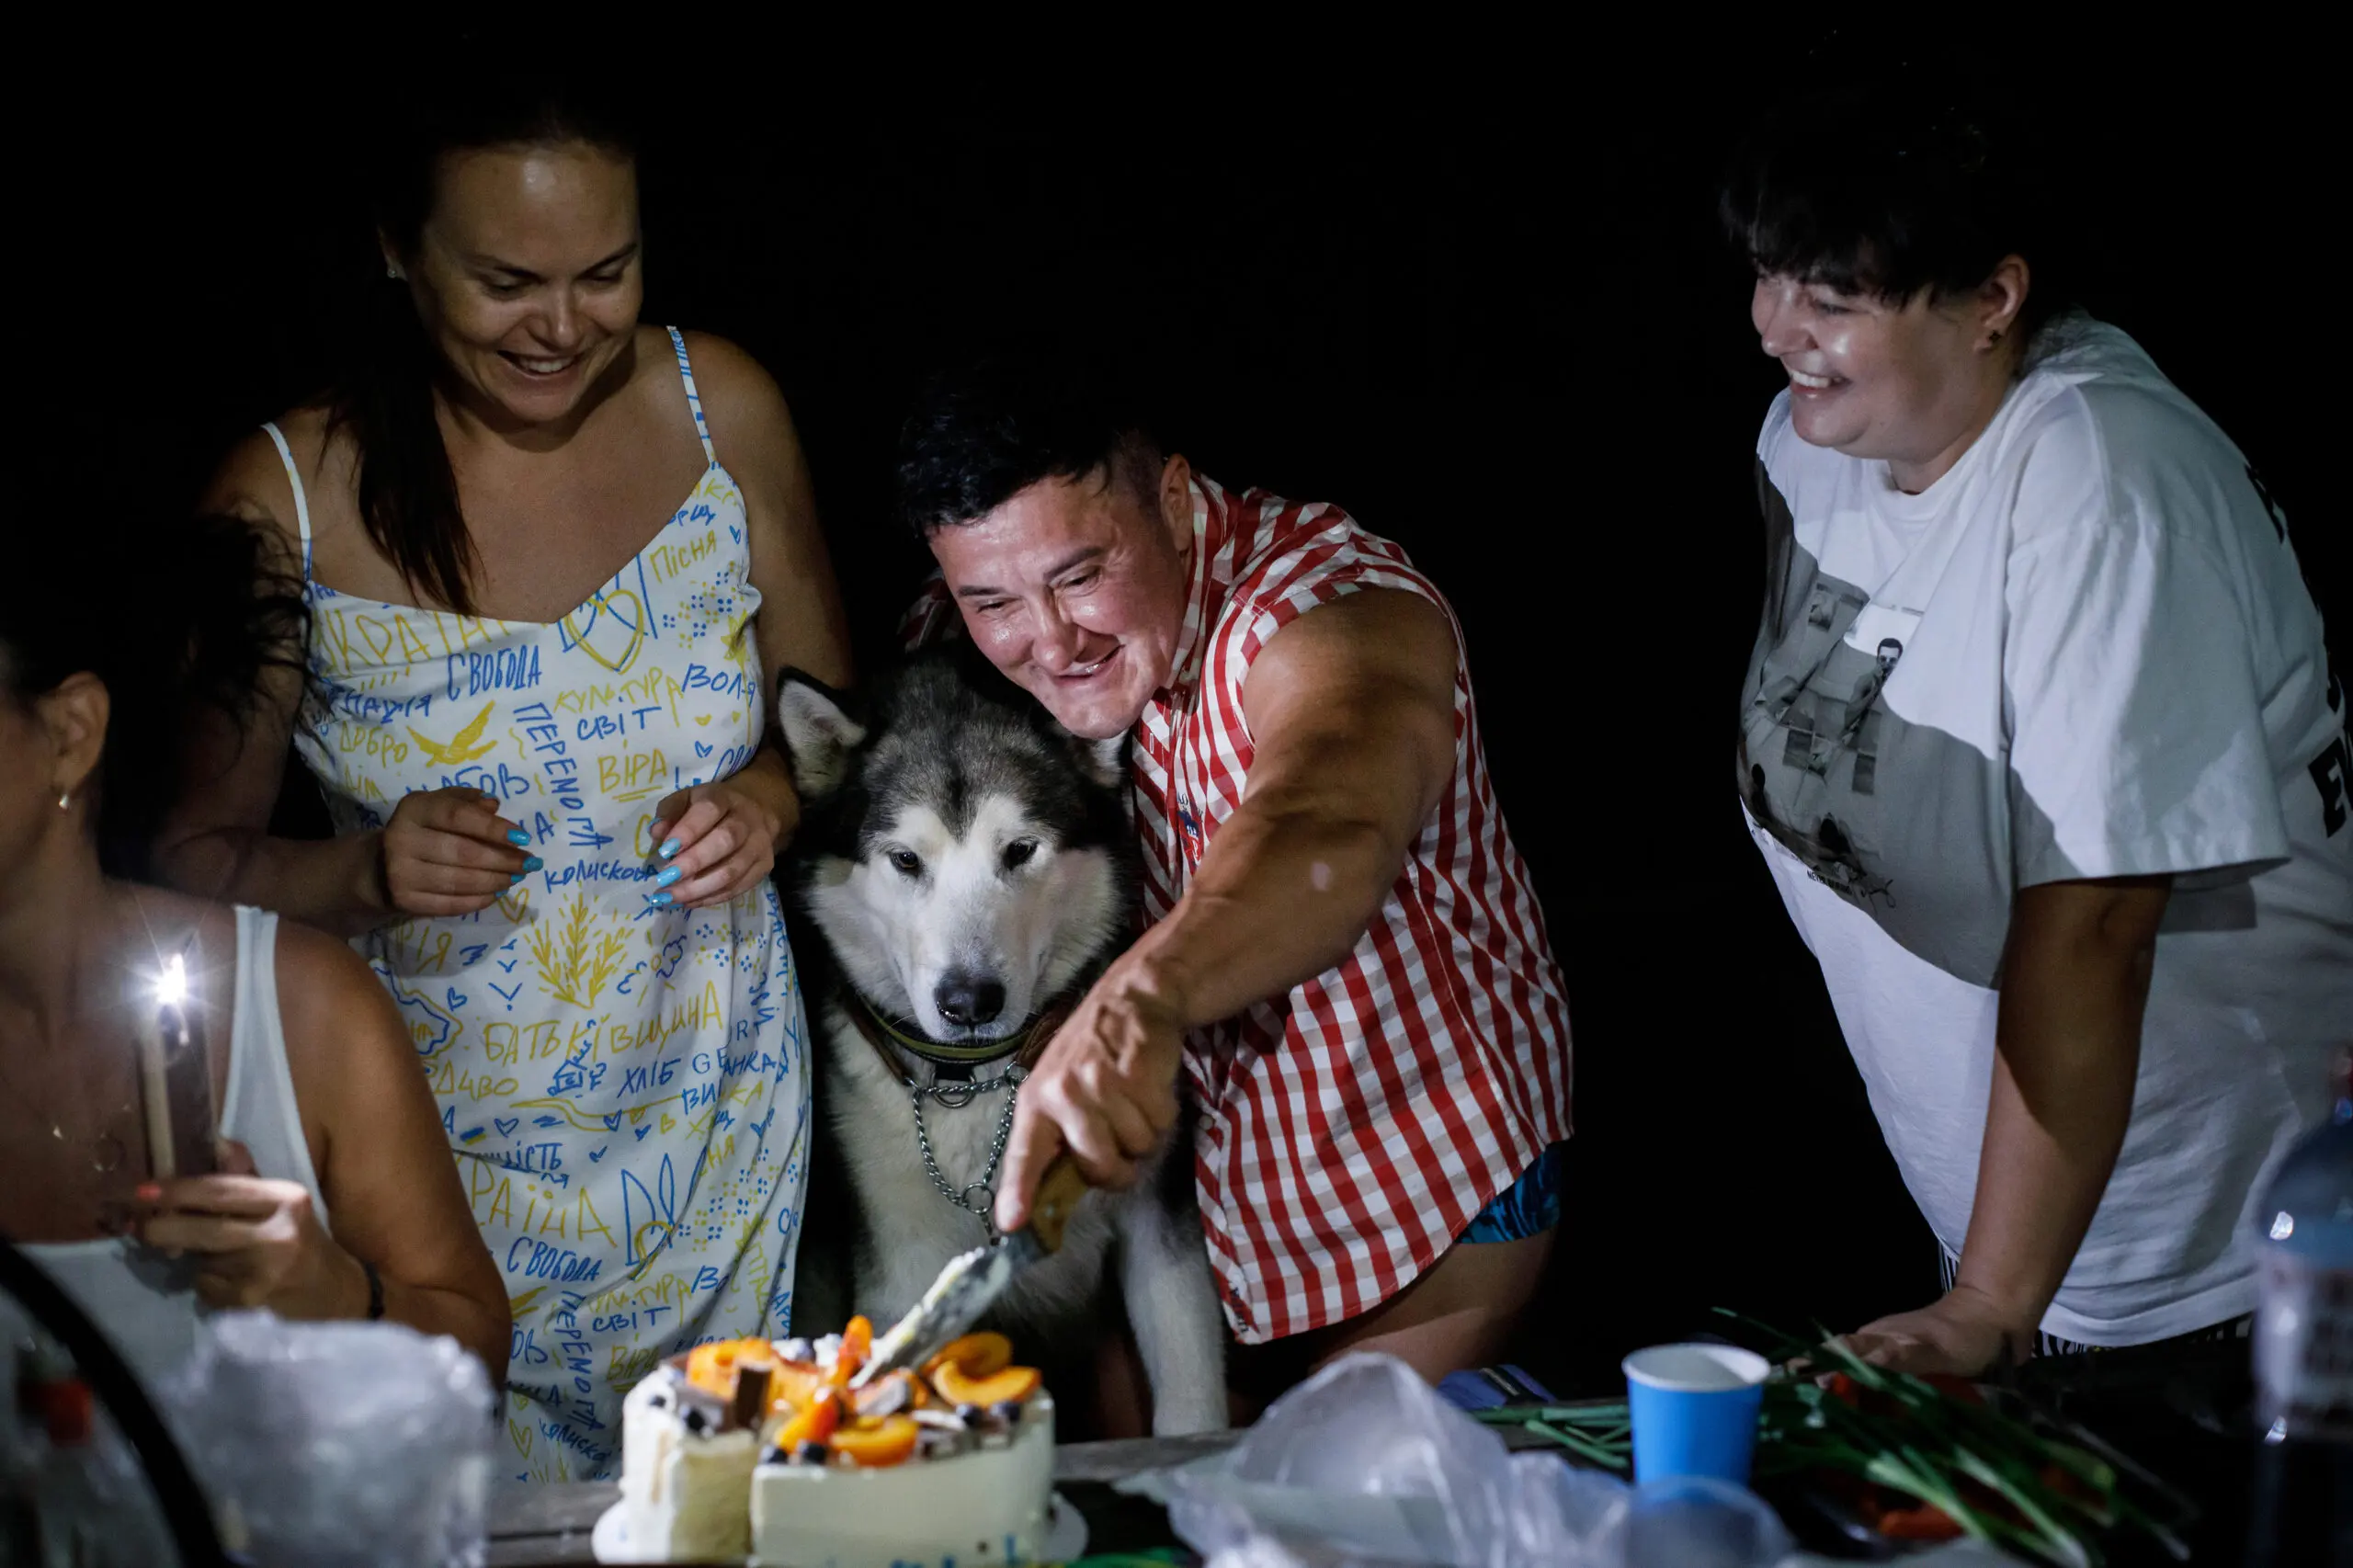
156, 952, 188, 1007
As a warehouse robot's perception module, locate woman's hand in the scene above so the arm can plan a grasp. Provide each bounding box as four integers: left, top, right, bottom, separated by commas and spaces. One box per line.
646, 773, 790, 911
1843, 1287, 2031, 1377
381, 787, 537, 916
993, 955, 1188, 1233
136, 1141, 368, 1319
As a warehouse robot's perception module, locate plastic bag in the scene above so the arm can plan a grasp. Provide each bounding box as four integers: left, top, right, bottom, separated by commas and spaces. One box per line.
154, 1310, 495, 1568
1123, 1353, 1797, 1568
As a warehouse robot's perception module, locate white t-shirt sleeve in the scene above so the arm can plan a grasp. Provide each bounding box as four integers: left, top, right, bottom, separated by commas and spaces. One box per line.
2002, 403, 2289, 890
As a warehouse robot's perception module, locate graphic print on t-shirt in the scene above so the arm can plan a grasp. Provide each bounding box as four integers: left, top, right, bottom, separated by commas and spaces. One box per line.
1735, 472, 2017, 989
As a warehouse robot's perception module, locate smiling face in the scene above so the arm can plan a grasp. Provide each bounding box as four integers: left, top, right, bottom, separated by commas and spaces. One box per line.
1751, 266, 2026, 492
926, 457, 1196, 741
396, 141, 642, 431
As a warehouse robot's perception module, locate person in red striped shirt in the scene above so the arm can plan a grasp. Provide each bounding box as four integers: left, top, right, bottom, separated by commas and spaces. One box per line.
897, 361, 1574, 1389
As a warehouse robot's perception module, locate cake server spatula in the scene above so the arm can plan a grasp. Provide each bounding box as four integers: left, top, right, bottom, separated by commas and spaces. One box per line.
851, 1154, 1092, 1389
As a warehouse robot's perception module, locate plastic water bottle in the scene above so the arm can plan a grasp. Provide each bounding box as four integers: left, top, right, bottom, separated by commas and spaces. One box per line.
2245, 1048, 2353, 1566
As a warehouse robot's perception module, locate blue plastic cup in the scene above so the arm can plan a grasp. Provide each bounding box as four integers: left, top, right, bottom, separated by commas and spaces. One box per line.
1622, 1343, 1771, 1485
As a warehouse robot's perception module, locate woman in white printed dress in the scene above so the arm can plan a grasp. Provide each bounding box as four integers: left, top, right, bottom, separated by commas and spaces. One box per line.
158, 81, 851, 1479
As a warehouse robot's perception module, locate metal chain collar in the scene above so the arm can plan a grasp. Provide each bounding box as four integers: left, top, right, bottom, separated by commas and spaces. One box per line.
912, 1064, 1026, 1232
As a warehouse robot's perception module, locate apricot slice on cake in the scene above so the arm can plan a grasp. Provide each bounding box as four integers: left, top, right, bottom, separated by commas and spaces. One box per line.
922, 1332, 1012, 1381
773, 1387, 840, 1449
830, 1414, 920, 1468
686, 1336, 776, 1399
929, 1358, 1040, 1409
824, 1315, 875, 1389
764, 1358, 826, 1415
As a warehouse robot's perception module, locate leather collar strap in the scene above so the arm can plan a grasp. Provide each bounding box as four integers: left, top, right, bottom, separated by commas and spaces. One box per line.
846, 990, 1073, 1088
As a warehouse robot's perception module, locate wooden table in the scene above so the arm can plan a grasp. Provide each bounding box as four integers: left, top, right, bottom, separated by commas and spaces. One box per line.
484, 1431, 1243, 1566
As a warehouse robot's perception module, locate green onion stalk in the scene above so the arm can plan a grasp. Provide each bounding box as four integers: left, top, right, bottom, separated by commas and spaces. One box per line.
1470, 1311, 2191, 1568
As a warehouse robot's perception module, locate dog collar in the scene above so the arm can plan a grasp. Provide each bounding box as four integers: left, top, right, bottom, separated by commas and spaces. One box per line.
846, 990, 1072, 1085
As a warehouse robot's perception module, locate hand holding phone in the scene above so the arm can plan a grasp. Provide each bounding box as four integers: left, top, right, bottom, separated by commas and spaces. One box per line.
137, 1141, 365, 1317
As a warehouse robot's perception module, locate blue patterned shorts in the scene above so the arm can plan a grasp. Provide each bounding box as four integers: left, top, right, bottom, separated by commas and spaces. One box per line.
1460, 1141, 1567, 1244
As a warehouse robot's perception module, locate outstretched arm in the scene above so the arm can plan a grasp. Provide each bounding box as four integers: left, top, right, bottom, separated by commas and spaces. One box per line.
995, 587, 1460, 1227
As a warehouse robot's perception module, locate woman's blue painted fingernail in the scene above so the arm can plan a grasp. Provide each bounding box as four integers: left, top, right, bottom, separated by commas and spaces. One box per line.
509, 873, 524, 886
660, 838, 683, 859
654, 867, 681, 888
522, 857, 543, 872
507, 829, 531, 846
645, 891, 675, 909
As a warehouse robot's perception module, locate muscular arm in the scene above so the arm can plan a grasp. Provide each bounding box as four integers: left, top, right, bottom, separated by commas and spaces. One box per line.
153, 429, 393, 936
278, 919, 509, 1378
1135, 588, 1460, 1028
1853, 874, 2171, 1369
995, 587, 1460, 1224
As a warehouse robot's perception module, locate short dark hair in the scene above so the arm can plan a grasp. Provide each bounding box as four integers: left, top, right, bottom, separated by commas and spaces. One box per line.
1721, 86, 2073, 339
896, 356, 1164, 540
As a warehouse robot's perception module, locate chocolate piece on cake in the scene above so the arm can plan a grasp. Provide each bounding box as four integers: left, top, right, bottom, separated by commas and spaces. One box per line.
730, 1362, 772, 1432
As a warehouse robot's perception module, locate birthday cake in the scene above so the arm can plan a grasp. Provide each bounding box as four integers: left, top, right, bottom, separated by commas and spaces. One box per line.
617, 1317, 1055, 1567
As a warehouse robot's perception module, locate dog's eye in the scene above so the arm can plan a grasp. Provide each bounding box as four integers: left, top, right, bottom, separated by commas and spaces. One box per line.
886, 848, 923, 877
1001, 839, 1039, 871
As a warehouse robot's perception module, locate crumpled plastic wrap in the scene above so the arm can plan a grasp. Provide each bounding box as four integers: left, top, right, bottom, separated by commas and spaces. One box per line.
154, 1310, 495, 1568
1123, 1352, 1799, 1567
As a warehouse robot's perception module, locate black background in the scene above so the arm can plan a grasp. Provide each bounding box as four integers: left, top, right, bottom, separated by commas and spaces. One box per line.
53, 30, 2343, 1400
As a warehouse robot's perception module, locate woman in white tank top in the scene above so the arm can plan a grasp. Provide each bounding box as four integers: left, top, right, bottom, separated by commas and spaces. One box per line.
0, 515, 507, 1391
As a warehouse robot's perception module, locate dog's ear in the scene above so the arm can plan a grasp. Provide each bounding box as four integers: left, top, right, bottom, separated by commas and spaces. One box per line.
775, 670, 867, 799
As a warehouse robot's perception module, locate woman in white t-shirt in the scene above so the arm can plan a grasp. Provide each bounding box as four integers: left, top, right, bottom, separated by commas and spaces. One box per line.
1723, 90, 2353, 1373
0, 516, 507, 1390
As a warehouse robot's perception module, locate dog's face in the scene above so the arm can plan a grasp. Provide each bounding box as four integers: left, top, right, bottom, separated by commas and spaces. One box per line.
776, 655, 1135, 1044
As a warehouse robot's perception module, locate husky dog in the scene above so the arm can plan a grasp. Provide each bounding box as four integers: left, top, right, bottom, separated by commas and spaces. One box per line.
774, 650, 1227, 1435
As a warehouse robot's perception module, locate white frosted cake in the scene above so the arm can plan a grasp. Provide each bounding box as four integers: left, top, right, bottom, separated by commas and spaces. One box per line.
616, 1323, 1055, 1567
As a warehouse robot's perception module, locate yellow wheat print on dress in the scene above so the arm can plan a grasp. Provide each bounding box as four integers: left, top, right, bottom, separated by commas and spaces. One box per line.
410, 699, 500, 766
274, 328, 810, 1481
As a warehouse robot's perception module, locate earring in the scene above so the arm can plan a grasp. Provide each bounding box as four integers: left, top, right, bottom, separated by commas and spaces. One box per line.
1988, 330, 2006, 347
57, 790, 69, 811
386, 260, 404, 280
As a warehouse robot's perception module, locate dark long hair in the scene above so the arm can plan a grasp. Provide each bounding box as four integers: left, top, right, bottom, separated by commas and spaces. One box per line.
0, 513, 309, 879
331, 76, 639, 615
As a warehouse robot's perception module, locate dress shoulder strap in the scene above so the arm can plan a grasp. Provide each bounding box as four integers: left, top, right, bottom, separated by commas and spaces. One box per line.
259, 421, 314, 580
666, 326, 718, 465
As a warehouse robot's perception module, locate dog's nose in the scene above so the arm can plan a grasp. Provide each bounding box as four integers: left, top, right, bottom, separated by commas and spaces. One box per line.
933, 974, 1006, 1028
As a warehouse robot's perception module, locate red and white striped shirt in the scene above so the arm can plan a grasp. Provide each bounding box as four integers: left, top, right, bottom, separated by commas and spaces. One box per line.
908, 475, 1574, 1341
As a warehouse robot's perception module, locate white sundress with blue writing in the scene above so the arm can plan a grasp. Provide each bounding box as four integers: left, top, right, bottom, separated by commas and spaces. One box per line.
269, 327, 810, 1482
